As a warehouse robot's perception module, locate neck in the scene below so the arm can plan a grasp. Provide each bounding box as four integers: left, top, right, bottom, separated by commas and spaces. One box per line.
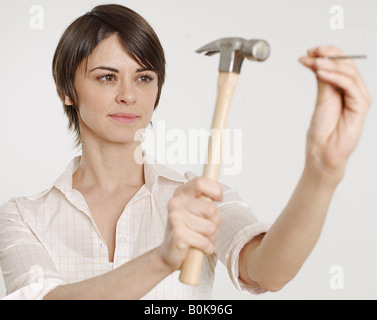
73, 140, 145, 194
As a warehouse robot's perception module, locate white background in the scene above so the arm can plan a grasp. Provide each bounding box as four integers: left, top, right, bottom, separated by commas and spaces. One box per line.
0, 0, 376, 299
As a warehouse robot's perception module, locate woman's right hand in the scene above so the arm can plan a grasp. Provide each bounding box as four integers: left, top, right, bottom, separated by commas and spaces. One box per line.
158, 177, 223, 271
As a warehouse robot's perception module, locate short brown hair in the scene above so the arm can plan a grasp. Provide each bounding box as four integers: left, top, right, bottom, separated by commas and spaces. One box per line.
52, 4, 166, 147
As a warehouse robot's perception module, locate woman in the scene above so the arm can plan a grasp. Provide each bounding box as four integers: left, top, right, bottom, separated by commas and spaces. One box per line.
0, 4, 371, 300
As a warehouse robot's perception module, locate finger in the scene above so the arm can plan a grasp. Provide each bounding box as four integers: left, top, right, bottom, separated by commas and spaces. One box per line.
174, 177, 223, 202
300, 55, 356, 74
303, 45, 355, 72
307, 45, 353, 65
316, 69, 358, 98
299, 54, 370, 105
168, 198, 221, 233
299, 56, 357, 91
316, 70, 368, 114
314, 58, 370, 99
314, 58, 357, 76
185, 198, 222, 226
298, 56, 317, 72
307, 48, 316, 58
183, 213, 219, 242
184, 227, 215, 255
307, 46, 333, 58
169, 214, 215, 255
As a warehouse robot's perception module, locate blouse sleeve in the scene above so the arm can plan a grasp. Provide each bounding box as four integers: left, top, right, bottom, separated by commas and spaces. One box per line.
0, 198, 66, 300
215, 193, 271, 294
184, 171, 271, 295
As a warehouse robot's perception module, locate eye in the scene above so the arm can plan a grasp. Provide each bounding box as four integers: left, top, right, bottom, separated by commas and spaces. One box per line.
98, 74, 117, 83
138, 74, 155, 83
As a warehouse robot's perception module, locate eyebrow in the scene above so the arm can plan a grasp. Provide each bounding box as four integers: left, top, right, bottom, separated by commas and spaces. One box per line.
89, 66, 119, 73
89, 66, 152, 73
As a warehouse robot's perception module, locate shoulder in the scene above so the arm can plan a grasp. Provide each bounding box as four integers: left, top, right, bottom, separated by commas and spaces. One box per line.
0, 197, 19, 216
0, 188, 52, 224
0, 197, 23, 234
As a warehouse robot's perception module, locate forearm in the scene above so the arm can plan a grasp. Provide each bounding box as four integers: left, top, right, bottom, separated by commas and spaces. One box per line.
244, 162, 343, 291
243, 44, 371, 292
43, 247, 172, 300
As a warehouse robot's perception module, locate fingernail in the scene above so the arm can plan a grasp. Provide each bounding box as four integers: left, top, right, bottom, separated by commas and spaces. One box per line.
315, 58, 330, 67
317, 70, 329, 76
307, 47, 317, 54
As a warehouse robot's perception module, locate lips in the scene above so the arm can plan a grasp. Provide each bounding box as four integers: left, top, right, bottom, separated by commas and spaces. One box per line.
110, 113, 138, 118
109, 113, 140, 123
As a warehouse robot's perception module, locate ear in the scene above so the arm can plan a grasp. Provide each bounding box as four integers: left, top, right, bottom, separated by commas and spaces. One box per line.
64, 95, 74, 106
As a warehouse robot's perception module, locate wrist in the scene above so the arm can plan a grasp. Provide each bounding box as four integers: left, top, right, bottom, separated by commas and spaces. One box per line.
303, 158, 345, 188
153, 246, 177, 275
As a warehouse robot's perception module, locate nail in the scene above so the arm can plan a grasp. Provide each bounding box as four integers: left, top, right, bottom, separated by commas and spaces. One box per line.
315, 58, 331, 67
307, 47, 317, 55
317, 70, 330, 76
327, 55, 367, 60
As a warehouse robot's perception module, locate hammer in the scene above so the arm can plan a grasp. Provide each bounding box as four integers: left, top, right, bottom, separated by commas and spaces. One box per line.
179, 37, 271, 286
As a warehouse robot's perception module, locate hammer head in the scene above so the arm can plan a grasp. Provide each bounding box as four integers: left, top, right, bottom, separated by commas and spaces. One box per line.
196, 37, 270, 73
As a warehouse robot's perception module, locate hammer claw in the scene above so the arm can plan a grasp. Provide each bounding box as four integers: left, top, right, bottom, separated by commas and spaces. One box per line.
204, 51, 218, 57
195, 37, 270, 73
196, 42, 219, 55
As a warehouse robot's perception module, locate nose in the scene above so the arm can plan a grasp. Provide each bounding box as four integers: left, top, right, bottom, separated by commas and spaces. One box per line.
116, 83, 136, 105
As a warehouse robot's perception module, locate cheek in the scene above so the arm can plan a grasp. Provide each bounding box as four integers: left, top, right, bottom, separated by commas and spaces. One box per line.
143, 84, 159, 111
75, 83, 112, 122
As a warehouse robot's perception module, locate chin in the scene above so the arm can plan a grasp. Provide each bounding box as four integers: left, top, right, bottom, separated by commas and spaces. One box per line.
107, 135, 139, 145
83, 122, 145, 146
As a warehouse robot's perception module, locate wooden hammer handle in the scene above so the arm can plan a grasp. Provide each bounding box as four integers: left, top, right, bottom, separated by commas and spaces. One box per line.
179, 72, 239, 285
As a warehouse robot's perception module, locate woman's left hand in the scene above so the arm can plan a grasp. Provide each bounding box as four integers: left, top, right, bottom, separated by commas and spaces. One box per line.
299, 45, 372, 179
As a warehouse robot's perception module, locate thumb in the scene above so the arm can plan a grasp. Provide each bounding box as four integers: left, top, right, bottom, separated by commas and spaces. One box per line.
299, 56, 342, 105
315, 71, 344, 107
298, 56, 316, 72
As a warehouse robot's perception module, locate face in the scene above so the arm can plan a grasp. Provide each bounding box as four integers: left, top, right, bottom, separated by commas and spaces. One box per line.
66, 34, 158, 146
